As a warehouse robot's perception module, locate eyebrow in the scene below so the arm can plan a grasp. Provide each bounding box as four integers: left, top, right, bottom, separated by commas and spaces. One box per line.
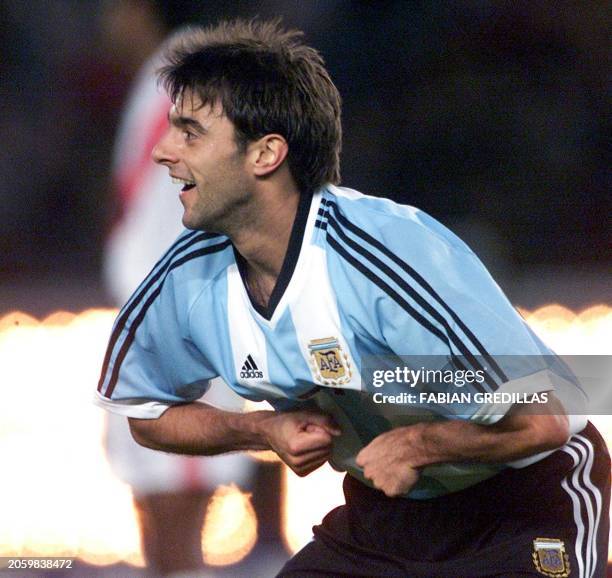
167, 111, 207, 133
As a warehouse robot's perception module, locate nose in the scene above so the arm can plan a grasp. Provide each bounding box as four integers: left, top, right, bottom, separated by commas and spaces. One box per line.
152, 129, 178, 166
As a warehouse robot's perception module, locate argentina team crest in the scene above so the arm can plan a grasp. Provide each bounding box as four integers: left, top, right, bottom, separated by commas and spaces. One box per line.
308, 337, 352, 386
532, 538, 570, 577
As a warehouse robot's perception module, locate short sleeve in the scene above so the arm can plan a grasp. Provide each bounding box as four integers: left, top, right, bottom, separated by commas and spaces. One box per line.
95, 260, 216, 419
325, 199, 585, 425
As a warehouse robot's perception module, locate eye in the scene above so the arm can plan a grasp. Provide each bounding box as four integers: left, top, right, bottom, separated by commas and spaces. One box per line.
183, 130, 196, 142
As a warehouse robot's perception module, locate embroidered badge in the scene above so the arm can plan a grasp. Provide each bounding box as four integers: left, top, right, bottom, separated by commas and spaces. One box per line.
308, 337, 352, 386
532, 538, 570, 577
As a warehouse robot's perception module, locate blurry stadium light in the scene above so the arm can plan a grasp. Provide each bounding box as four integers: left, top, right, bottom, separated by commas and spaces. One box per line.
202, 484, 258, 566
281, 463, 344, 554
0, 309, 256, 568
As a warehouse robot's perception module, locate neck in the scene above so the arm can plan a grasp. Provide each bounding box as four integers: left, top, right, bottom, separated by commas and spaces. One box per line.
231, 185, 302, 299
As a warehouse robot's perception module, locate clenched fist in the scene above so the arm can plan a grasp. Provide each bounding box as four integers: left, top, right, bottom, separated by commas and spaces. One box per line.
356, 426, 421, 497
261, 410, 341, 476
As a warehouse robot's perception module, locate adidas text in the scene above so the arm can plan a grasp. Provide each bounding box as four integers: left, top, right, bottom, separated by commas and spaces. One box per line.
240, 369, 263, 379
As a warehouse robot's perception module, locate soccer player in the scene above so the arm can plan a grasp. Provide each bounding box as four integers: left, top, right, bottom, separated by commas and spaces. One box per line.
96, 20, 610, 577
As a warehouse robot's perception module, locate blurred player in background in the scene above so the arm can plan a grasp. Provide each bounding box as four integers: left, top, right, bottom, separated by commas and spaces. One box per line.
101, 2, 253, 576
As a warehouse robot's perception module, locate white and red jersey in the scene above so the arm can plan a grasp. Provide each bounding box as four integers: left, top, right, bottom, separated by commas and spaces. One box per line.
104, 51, 180, 304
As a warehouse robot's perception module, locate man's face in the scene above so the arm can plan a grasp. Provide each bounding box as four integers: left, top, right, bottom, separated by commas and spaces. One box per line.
152, 91, 252, 231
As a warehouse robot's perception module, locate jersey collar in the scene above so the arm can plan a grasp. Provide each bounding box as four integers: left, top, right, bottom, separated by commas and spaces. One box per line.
233, 189, 322, 322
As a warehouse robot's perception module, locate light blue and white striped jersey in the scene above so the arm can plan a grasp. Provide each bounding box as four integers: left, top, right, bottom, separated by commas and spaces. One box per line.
96, 185, 586, 498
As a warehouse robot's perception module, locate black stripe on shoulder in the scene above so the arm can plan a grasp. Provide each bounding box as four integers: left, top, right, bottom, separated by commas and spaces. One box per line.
326, 214, 498, 391
315, 200, 330, 230
122, 231, 206, 312
326, 235, 487, 393
151, 230, 201, 273
99, 239, 231, 397
326, 200, 508, 384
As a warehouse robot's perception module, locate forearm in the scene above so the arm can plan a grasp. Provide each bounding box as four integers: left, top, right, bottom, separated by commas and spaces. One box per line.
356, 394, 571, 497
411, 414, 568, 467
128, 402, 274, 456
407, 398, 570, 468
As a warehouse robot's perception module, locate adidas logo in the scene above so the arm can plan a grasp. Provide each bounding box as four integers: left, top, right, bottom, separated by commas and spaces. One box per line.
240, 354, 263, 379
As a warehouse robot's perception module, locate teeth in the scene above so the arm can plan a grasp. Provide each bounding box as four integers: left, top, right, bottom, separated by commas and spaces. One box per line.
172, 177, 196, 186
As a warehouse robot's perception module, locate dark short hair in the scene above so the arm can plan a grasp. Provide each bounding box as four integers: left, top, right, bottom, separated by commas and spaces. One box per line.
158, 19, 342, 195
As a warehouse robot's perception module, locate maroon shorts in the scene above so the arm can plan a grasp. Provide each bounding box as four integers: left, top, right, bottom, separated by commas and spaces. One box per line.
278, 422, 610, 577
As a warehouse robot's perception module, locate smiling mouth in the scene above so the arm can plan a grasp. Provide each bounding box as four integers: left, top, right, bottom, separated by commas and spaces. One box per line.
171, 177, 196, 192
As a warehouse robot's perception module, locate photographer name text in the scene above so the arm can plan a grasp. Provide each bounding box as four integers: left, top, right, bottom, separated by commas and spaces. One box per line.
372, 391, 549, 405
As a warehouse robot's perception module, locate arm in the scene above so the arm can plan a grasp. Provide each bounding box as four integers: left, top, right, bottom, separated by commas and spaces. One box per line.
128, 402, 341, 476
356, 393, 569, 497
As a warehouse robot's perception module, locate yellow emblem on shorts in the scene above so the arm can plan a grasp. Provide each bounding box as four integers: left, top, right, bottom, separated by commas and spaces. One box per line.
308, 337, 351, 386
532, 538, 570, 577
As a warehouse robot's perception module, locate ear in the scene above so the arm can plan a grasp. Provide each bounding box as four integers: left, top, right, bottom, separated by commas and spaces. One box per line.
248, 134, 289, 177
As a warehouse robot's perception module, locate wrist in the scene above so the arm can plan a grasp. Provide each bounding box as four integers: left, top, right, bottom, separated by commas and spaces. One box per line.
241, 410, 276, 450
403, 422, 437, 468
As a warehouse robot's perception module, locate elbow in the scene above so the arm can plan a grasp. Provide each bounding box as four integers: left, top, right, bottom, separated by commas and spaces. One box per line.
128, 417, 159, 450
506, 393, 571, 455
532, 413, 570, 452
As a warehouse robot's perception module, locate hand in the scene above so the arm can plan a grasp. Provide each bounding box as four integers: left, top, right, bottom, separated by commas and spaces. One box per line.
356, 427, 421, 497
261, 411, 341, 476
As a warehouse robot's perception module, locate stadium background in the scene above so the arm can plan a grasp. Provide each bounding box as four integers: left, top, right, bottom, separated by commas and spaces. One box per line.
0, 1, 609, 576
